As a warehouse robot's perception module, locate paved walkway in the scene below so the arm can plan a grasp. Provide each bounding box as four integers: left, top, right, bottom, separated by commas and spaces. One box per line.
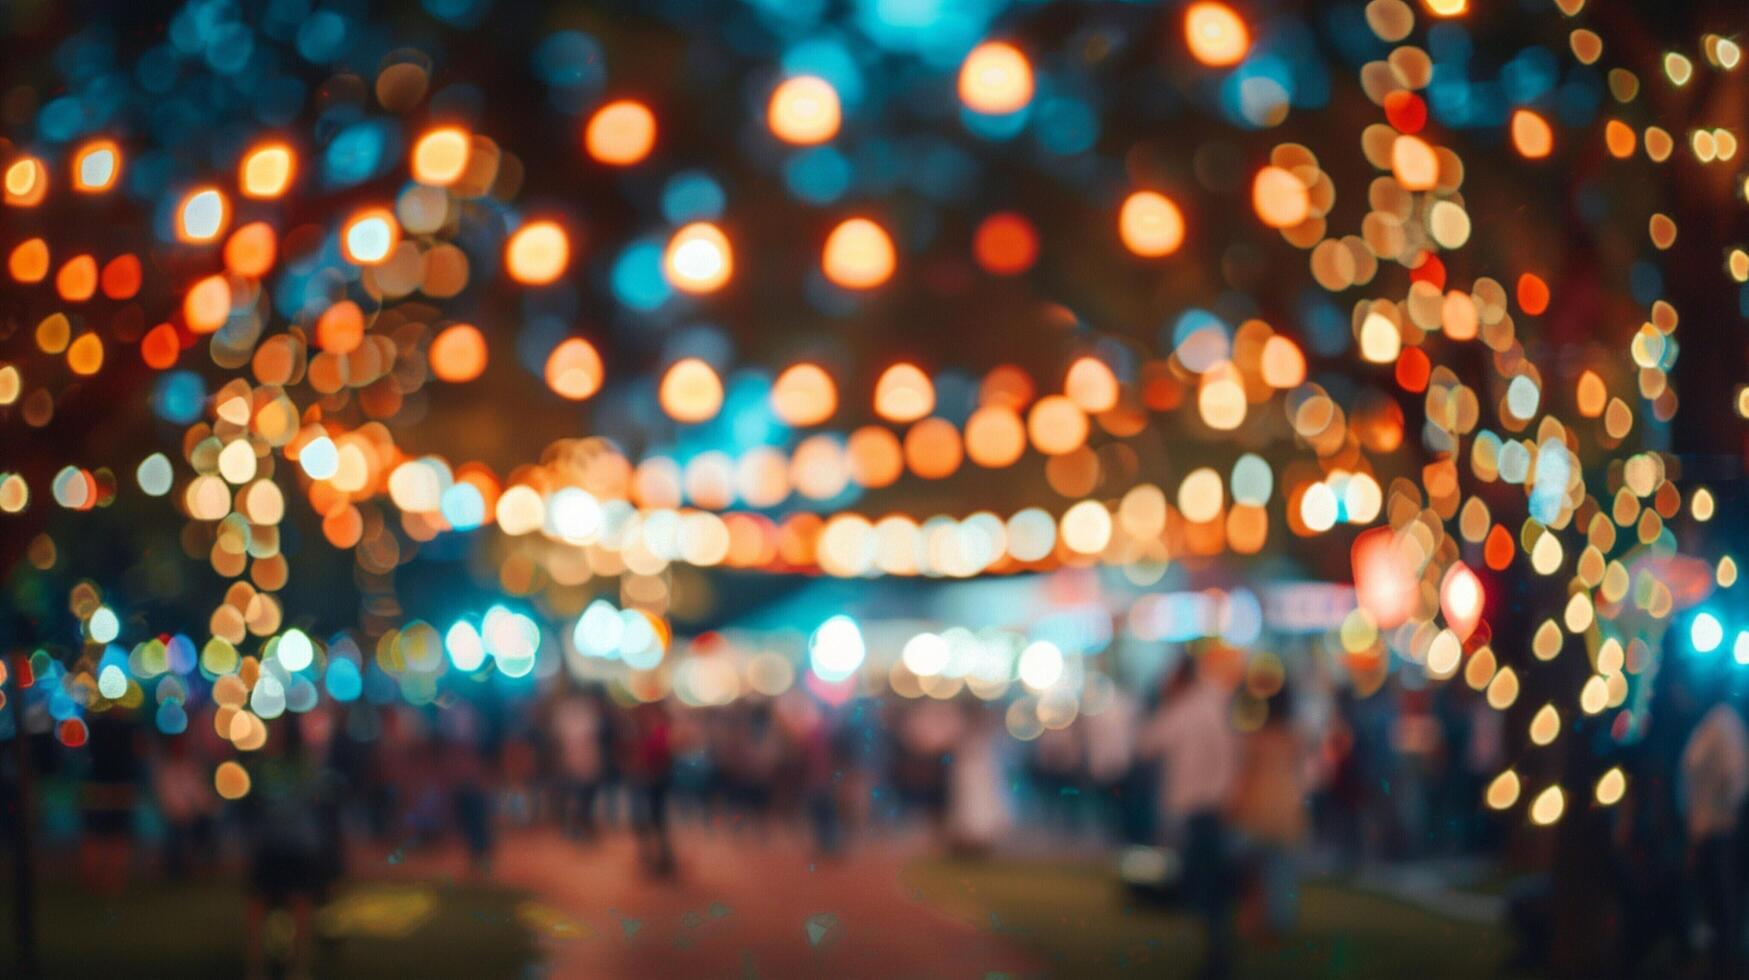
373, 826, 1043, 979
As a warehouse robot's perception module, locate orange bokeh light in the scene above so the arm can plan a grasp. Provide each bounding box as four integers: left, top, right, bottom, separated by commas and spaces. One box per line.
545, 338, 604, 401
99, 254, 142, 300
822, 217, 895, 289
1184, 2, 1250, 67
585, 100, 657, 166
184, 275, 232, 334
316, 300, 366, 353
874, 363, 934, 423
663, 222, 734, 293
958, 41, 1033, 115
972, 212, 1038, 275
1119, 191, 1185, 257
768, 76, 841, 145
1390, 135, 1439, 190
429, 324, 488, 382
224, 222, 278, 278
1511, 109, 1553, 159
412, 126, 471, 186
8, 238, 48, 282
239, 142, 295, 199
505, 220, 571, 286
1252, 166, 1309, 228
660, 358, 724, 423
55, 255, 97, 302
771, 363, 838, 427
1027, 395, 1089, 456
965, 406, 1026, 468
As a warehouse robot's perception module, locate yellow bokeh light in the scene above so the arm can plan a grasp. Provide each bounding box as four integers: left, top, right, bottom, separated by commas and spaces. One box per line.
875, 363, 935, 423
585, 99, 658, 166
411, 126, 471, 186
1251, 166, 1308, 228
958, 41, 1033, 115
1485, 769, 1520, 810
822, 217, 896, 290
768, 76, 841, 145
506, 220, 571, 286
770, 363, 838, 427
544, 338, 603, 401
660, 358, 724, 423
1119, 191, 1185, 257
239, 142, 295, 199
1511, 109, 1554, 159
1184, 2, 1250, 67
664, 222, 734, 293
1530, 785, 1565, 826
4, 157, 48, 206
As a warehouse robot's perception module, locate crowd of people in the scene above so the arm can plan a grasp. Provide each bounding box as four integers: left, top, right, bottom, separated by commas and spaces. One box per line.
7, 641, 1749, 978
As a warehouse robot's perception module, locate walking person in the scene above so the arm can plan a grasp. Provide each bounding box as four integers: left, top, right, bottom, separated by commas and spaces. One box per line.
628, 702, 677, 877
1682, 694, 1749, 979
1139, 657, 1239, 980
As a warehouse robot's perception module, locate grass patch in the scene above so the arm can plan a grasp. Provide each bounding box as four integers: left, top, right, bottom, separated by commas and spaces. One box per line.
904, 856, 1515, 979
0, 874, 540, 978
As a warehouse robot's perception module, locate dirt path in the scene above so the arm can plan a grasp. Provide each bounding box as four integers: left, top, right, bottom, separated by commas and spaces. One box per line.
374, 825, 1043, 979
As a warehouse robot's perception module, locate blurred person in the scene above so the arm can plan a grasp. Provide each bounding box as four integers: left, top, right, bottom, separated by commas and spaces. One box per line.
895, 697, 959, 828
443, 702, 496, 875
1139, 657, 1238, 980
1681, 693, 1749, 979
945, 699, 1011, 854
628, 701, 677, 877
1030, 722, 1082, 836
785, 695, 845, 856
79, 713, 140, 897
1230, 691, 1307, 939
152, 735, 216, 879
1083, 681, 1141, 844
241, 721, 328, 980
551, 685, 606, 841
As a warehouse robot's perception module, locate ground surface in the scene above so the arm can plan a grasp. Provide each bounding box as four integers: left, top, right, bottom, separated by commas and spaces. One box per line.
1, 826, 1514, 978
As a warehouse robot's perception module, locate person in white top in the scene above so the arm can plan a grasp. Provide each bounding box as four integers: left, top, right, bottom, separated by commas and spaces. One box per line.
1138, 657, 1239, 980
1682, 698, 1749, 978
551, 688, 605, 840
